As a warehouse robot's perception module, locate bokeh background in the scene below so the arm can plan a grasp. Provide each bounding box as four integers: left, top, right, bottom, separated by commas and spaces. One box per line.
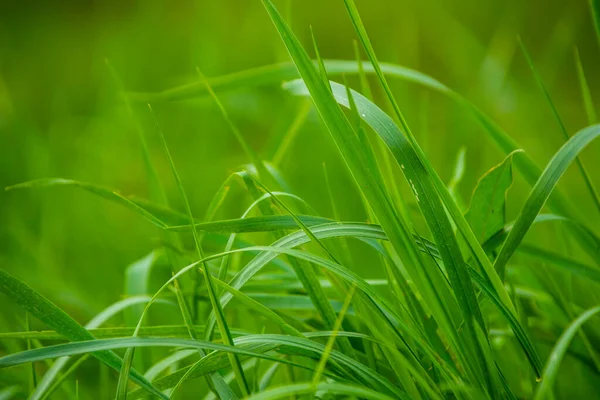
0, 0, 599, 396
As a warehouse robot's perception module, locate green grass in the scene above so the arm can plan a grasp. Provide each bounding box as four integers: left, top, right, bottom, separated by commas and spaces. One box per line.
1, 0, 600, 399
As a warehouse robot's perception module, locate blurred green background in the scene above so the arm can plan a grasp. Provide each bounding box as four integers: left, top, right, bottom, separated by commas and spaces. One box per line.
0, 0, 599, 395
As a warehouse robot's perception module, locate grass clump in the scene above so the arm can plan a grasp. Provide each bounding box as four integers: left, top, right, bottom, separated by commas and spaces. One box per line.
1, 1, 600, 399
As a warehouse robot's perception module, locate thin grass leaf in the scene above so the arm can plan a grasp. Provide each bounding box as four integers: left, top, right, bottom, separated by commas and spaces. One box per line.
311, 285, 355, 386
271, 100, 312, 166
196, 68, 271, 183
167, 214, 333, 233
0, 335, 406, 399
590, 0, 600, 48
129, 57, 600, 264
5, 179, 168, 229
533, 306, 600, 400
149, 104, 250, 397
574, 48, 598, 125
518, 37, 600, 215
0, 269, 166, 400
493, 124, 600, 279
244, 382, 399, 400
260, 3, 480, 390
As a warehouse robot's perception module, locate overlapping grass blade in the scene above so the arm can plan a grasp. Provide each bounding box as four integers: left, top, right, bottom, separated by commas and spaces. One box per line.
0, 335, 406, 399
148, 104, 249, 396
260, 1, 484, 391
128, 56, 600, 264
0, 269, 166, 400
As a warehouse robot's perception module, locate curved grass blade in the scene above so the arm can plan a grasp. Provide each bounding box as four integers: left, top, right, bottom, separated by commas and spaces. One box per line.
261, 1, 485, 390
129, 57, 599, 263
0, 335, 406, 399
0, 269, 166, 400
31, 296, 174, 400
493, 124, 600, 279
533, 306, 600, 400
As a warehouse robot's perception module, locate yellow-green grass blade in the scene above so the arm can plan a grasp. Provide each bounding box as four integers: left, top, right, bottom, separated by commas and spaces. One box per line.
0, 269, 166, 400
493, 124, 600, 280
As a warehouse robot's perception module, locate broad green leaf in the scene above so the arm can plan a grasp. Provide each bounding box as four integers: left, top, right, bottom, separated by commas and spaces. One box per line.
465, 151, 519, 244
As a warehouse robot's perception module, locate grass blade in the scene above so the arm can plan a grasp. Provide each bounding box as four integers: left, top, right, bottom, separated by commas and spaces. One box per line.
574, 48, 597, 124
0, 268, 166, 400
149, 104, 250, 396
533, 306, 600, 400
493, 124, 600, 279
518, 37, 600, 215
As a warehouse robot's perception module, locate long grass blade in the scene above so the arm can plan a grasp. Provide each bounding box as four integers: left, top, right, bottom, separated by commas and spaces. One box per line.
0, 269, 166, 400
149, 104, 250, 396
533, 306, 600, 400
493, 124, 600, 279
518, 37, 600, 215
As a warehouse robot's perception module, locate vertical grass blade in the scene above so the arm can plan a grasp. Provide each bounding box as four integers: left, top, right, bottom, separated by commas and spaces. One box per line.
574, 48, 597, 124
262, 0, 498, 393
149, 104, 250, 397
